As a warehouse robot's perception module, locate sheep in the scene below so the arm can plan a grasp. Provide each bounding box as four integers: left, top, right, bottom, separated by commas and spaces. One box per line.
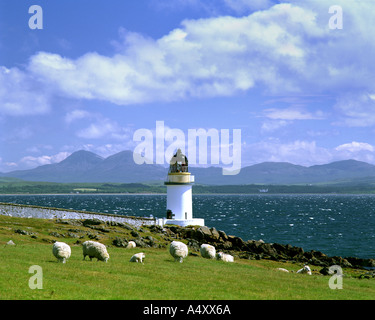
276, 268, 289, 273
297, 265, 312, 275
52, 241, 71, 263
200, 244, 216, 259
169, 241, 188, 263
129, 252, 145, 264
6, 240, 15, 246
216, 251, 234, 263
82, 240, 109, 262
127, 241, 136, 249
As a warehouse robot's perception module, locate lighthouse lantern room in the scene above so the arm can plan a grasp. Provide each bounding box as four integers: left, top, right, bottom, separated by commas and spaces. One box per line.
163, 149, 205, 227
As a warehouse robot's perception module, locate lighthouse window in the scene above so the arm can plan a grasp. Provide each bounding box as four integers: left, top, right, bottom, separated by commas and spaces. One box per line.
169, 149, 189, 173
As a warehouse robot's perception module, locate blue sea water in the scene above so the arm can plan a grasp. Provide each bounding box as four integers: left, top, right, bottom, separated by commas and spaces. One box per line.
0, 194, 374, 259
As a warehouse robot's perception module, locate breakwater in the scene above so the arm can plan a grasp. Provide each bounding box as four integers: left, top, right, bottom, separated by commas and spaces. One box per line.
0, 202, 156, 228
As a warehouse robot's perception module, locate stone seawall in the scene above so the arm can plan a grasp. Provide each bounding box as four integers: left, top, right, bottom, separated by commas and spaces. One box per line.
0, 202, 156, 228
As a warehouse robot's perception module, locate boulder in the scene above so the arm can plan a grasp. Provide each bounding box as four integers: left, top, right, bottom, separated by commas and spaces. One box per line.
218, 230, 228, 241
209, 227, 220, 241
228, 235, 245, 250
193, 226, 212, 241
187, 239, 200, 252
82, 219, 102, 227
131, 230, 140, 238
345, 257, 375, 269
112, 237, 128, 247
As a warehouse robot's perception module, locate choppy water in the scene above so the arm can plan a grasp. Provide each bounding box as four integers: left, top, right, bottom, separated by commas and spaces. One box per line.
0, 194, 374, 259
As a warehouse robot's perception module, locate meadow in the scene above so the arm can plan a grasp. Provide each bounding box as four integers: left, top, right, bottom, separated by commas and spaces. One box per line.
0, 215, 374, 300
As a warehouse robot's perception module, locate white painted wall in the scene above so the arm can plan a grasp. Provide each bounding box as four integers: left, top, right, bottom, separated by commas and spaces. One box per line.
166, 184, 193, 220
0, 203, 155, 227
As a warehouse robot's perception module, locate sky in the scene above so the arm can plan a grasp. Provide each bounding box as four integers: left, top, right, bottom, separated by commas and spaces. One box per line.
1, 0, 375, 173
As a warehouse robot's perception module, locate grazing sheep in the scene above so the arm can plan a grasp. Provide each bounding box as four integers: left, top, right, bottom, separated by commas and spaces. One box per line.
82, 241, 109, 262
52, 241, 71, 263
297, 265, 312, 275
216, 251, 234, 262
127, 241, 136, 249
169, 241, 188, 263
6, 240, 15, 246
200, 244, 216, 259
129, 252, 145, 264
276, 268, 289, 273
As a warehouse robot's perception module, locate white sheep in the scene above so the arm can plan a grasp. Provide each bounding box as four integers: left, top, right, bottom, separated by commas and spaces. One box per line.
169, 241, 188, 263
297, 265, 312, 275
127, 241, 136, 249
216, 251, 234, 262
200, 244, 216, 259
276, 268, 289, 273
129, 252, 145, 264
82, 240, 109, 262
52, 241, 71, 263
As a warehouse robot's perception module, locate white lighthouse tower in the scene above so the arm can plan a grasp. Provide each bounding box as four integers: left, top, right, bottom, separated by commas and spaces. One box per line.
163, 149, 204, 227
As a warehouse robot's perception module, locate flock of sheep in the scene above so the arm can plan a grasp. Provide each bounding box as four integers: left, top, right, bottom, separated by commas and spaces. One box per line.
52, 240, 234, 265
53, 240, 313, 274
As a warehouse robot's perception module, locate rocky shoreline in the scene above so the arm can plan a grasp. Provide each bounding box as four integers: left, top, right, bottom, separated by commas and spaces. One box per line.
152, 224, 375, 270
5, 208, 374, 271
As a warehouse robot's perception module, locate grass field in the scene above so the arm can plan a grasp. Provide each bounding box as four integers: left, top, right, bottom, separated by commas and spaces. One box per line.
0, 215, 374, 300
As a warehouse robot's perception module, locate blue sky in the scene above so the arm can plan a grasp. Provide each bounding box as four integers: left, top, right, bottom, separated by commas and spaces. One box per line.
1, 0, 375, 172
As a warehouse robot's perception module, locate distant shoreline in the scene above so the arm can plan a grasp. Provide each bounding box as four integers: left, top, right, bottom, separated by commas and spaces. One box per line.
0, 193, 166, 196
1, 192, 375, 196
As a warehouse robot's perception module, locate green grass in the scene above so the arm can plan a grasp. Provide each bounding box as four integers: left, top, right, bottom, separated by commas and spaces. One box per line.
0, 215, 374, 300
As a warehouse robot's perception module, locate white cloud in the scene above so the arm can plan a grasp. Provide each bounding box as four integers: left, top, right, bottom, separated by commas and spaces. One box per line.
20, 152, 70, 168
77, 119, 120, 139
335, 141, 374, 153
65, 109, 92, 124
77, 118, 132, 140
0, 66, 50, 116
64, 109, 133, 141
21, 3, 327, 106
333, 93, 375, 127
263, 107, 325, 120
2, 0, 375, 129
5, 162, 18, 168
242, 139, 375, 167
261, 120, 290, 133
244, 139, 333, 166
334, 142, 375, 163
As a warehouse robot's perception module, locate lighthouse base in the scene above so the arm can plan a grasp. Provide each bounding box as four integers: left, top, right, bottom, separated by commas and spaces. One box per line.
157, 218, 205, 227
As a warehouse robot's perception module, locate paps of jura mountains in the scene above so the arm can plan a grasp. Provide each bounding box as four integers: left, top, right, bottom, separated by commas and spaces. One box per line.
2, 150, 375, 186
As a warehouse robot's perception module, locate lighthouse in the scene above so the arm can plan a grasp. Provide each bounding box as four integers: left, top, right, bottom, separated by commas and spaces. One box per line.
163, 149, 204, 227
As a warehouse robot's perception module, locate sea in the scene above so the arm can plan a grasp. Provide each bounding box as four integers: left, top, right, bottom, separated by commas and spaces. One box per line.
0, 194, 374, 259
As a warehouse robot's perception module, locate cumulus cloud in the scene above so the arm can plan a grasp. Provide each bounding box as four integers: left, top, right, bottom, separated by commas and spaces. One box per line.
334, 141, 375, 163
65, 109, 133, 140
336, 141, 375, 153
2, 0, 375, 128
17, 3, 327, 106
76, 118, 122, 139
20, 152, 70, 168
0, 66, 50, 116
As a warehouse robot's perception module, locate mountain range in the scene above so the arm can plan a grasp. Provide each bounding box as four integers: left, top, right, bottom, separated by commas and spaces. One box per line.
2, 150, 375, 185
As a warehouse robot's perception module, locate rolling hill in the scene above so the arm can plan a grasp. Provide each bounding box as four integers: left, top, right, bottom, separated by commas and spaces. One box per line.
2, 150, 375, 185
